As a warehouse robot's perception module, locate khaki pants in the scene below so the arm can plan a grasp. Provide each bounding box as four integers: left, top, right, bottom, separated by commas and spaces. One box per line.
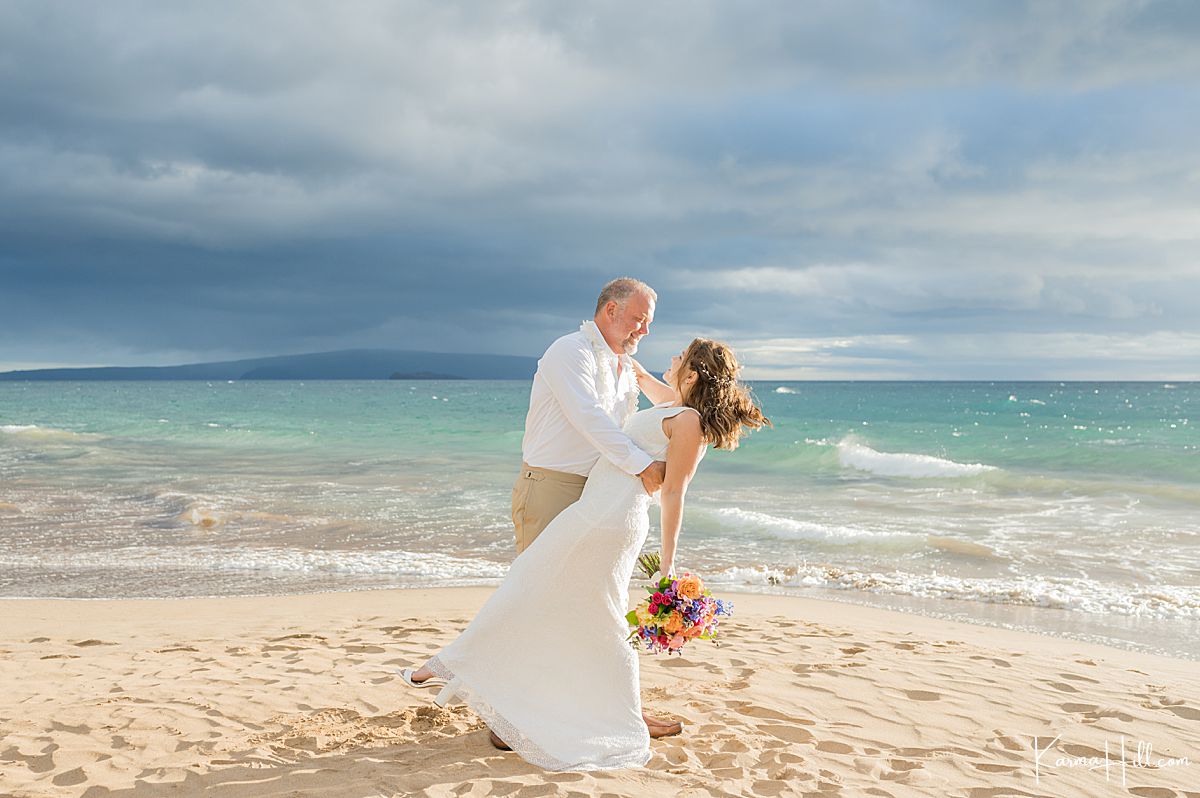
511, 463, 587, 554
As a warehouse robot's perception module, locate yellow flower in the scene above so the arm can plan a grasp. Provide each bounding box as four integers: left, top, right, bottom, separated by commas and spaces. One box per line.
635, 604, 655, 626
677, 574, 704, 600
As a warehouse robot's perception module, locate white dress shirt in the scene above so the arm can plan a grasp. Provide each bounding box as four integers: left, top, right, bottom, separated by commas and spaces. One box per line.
520, 329, 655, 477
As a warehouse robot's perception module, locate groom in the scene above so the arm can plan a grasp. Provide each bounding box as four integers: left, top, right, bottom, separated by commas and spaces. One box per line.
511, 276, 681, 740
513, 276, 665, 551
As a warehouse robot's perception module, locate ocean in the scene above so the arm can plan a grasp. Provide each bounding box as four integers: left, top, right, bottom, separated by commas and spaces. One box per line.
2, 380, 1197, 658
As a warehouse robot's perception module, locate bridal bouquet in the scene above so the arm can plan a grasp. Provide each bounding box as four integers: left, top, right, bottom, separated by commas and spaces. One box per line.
626, 553, 732, 655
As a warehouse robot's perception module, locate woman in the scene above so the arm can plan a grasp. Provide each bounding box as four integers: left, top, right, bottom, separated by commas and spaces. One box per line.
401, 338, 769, 770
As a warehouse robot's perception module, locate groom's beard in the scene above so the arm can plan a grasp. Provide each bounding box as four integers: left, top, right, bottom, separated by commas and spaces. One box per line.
622, 336, 641, 354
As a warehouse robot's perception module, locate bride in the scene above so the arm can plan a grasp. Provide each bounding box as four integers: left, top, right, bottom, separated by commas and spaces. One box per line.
402, 337, 769, 770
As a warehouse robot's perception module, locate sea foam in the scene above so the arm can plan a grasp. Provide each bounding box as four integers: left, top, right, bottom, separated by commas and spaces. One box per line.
836, 439, 996, 478
713, 507, 919, 546
0, 546, 509, 582
706, 565, 1200, 619
0, 424, 93, 442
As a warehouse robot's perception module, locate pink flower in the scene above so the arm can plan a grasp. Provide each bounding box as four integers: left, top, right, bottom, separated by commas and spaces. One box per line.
668, 633, 685, 650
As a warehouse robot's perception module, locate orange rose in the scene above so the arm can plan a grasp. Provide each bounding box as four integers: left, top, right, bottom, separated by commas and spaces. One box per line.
676, 574, 704, 600
663, 611, 685, 634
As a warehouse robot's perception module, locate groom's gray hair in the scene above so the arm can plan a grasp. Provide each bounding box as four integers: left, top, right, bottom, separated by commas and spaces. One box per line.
595, 277, 656, 314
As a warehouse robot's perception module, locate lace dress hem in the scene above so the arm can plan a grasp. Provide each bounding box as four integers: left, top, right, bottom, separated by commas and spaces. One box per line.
426, 655, 652, 772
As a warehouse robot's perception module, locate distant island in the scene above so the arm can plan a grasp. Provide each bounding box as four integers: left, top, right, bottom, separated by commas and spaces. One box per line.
389, 371, 465, 380
0, 349, 537, 381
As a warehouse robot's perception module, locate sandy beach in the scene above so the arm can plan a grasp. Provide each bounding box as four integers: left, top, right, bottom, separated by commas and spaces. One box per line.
1, 588, 1196, 797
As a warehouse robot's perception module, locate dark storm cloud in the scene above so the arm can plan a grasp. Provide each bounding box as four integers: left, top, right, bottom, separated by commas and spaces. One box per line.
1, 1, 1198, 377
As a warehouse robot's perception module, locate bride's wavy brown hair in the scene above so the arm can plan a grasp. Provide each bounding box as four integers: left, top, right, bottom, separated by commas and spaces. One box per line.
674, 338, 771, 450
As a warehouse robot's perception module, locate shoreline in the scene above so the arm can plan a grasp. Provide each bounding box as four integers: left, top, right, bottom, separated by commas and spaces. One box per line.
4, 579, 1196, 662
1, 586, 1193, 666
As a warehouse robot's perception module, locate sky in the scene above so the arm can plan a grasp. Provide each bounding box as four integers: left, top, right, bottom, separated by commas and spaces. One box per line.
2, 1, 1198, 379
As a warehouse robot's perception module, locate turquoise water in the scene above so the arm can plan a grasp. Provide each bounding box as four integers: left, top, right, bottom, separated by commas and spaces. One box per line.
1, 380, 1197, 657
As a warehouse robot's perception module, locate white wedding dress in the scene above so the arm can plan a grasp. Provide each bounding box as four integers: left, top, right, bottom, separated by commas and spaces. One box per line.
427, 403, 698, 771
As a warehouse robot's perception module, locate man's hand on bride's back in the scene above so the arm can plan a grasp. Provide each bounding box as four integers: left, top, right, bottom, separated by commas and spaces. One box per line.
638, 461, 667, 495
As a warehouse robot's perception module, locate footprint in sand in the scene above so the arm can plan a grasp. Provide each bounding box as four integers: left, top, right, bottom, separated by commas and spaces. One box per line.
1128, 788, 1177, 798
660, 658, 703, 668
815, 740, 854, 754
1057, 672, 1099, 684
886, 758, 924, 773
1060, 743, 1106, 759
72, 639, 115, 647
970, 762, 1019, 773
729, 703, 815, 724
660, 746, 692, 766
902, 690, 941, 702
51, 767, 88, 787
270, 633, 327, 642
1137, 696, 1200, 720
987, 733, 1025, 754
1059, 702, 1135, 723
4, 744, 56, 774
1163, 705, 1200, 720
969, 655, 1012, 668
1044, 681, 1081, 693
760, 724, 815, 744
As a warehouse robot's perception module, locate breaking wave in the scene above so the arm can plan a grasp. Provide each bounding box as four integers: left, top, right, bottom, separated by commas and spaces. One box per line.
836, 439, 997, 479
707, 565, 1200, 620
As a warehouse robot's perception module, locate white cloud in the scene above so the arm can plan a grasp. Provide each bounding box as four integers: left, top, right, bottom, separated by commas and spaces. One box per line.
731, 331, 1200, 380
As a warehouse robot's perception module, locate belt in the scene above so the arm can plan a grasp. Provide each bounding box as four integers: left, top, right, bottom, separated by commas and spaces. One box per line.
519, 462, 588, 484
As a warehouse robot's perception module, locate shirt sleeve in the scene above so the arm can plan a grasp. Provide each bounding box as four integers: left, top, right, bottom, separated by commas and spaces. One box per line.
540, 337, 656, 476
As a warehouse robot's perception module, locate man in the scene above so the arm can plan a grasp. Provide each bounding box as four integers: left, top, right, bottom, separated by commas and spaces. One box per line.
513, 277, 666, 552
509, 276, 681, 742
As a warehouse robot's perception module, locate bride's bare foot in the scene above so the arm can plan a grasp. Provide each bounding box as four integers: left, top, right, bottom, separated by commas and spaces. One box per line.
642, 709, 683, 738
410, 665, 435, 683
